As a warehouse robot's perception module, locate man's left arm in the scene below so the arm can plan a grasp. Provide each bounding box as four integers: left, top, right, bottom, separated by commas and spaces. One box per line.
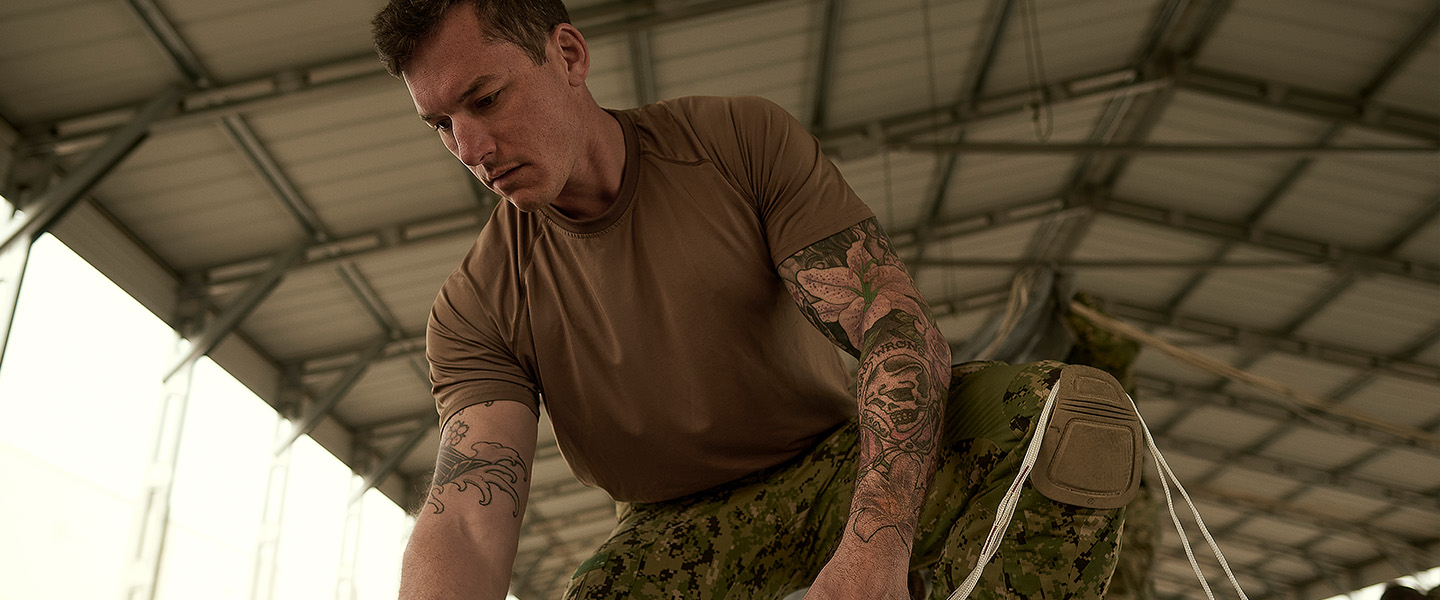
777, 217, 952, 599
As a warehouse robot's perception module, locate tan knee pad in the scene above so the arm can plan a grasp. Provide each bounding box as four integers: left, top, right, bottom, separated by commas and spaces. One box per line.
1029, 365, 1143, 510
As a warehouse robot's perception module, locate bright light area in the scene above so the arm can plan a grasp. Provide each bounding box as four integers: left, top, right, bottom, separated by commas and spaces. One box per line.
1318, 566, 1440, 600
0, 233, 411, 599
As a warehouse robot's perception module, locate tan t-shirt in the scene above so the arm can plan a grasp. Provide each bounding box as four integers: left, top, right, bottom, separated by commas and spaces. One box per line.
427, 96, 876, 502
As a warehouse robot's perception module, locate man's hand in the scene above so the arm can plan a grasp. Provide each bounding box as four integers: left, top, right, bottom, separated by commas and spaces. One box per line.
803, 527, 912, 600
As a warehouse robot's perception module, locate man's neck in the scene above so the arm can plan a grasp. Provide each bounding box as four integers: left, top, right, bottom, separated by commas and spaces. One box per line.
550, 105, 626, 221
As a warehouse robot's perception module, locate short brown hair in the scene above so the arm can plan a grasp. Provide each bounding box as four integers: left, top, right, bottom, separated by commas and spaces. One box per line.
372, 0, 571, 77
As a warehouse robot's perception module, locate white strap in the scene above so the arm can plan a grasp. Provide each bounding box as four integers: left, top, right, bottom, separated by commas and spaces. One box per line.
945, 384, 1249, 600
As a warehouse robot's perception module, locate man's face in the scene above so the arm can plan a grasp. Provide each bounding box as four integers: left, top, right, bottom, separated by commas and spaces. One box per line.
403, 7, 584, 213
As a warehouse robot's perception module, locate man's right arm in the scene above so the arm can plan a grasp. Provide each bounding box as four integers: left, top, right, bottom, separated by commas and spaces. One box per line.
401, 400, 538, 600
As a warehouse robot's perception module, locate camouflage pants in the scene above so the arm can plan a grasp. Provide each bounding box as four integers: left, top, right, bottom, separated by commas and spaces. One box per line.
563, 361, 1125, 600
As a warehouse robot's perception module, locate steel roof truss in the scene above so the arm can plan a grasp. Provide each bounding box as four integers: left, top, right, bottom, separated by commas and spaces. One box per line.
0, 87, 180, 254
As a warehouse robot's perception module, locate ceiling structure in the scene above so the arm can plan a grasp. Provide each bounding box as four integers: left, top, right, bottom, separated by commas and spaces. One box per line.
1, 0, 1437, 598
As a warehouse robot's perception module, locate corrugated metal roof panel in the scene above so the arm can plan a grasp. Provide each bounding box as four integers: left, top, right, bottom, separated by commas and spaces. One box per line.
241, 267, 386, 360
980, 0, 1156, 97
826, 0, 987, 128
1069, 215, 1227, 304
1288, 487, 1393, 526
1351, 447, 1440, 491
1212, 465, 1310, 500
587, 37, 636, 109
1396, 217, 1438, 264
1293, 276, 1440, 356
936, 101, 1107, 218
1131, 331, 1234, 387
1261, 428, 1380, 472
940, 154, 1076, 217
1370, 506, 1440, 542
355, 233, 479, 333
1258, 149, 1439, 250
0, 1, 176, 122
245, 88, 477, 237
1175, 246, 1338, 331
1145, 89, 1329, 143
1239, 353, 1365, 399
1195, 0, 1428, 96
1340, 375, 1440, 428
165, 0, 379, 83
833, 151, 940, 231
651, 0, 816, 120
1169, 405, 1284, 449
88, 126, 309, 269
333, 357, 432, 426
1372, 33, 1439, 115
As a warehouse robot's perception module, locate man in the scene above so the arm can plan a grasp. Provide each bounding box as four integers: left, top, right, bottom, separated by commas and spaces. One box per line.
370, 1, 1134, 598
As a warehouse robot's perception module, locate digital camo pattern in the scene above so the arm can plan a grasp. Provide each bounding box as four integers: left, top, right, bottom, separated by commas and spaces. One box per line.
562, 361, 1125, 600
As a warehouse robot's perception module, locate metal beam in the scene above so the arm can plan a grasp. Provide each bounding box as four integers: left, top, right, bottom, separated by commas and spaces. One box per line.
276, 339, 388, 452
1178, 68, 1440, 142
219, 115, 328, 240
34, 0, 803, 154
0, 87, 180, 253
1098, 196, 1440, 287
1135, 375, 1436, 452
1183, 487, 1434, 569
809, 0, 845, 130
627, 30, 658, 106
163, 242, 307, 381
894, 141, 1439, 157
124, 0, 212, 87
908, 0, 1017, 261
912, 258, 1350, 271
352, 421, 433, 502
1155, 435, 1436, 513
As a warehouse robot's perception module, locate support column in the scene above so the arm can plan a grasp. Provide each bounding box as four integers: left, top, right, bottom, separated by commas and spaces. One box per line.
249, 399, 298, 600
124, 333, 199, 600
334, 473, 367, 600
0, 218, 28, 367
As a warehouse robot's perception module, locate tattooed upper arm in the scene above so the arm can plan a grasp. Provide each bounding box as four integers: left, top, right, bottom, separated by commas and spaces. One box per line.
777, 218, 949, 376
425, 401, 538, 518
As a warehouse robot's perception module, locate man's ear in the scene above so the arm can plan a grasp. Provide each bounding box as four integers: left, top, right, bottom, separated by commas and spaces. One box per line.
552, 24, 590, 87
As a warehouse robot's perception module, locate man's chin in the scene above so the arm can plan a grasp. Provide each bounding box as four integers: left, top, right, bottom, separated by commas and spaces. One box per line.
504, 195, 549, 213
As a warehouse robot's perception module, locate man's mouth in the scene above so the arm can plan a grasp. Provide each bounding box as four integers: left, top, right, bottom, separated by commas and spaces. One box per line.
486, 165, 520, 187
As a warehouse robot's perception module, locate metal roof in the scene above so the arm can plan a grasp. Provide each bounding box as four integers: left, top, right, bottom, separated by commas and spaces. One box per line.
2, 0, 1437, 598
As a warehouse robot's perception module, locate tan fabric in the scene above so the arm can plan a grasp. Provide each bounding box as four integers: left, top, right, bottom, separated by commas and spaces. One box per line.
427, 96, 875, 502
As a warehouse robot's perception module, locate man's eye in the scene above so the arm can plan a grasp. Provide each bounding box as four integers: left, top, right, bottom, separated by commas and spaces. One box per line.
434, 119, 452, 132
477, 91, 499, 109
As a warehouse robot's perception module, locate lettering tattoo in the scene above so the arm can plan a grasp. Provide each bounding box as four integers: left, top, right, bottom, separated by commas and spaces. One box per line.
426, 418, 529, 516
778, 217, 951, 550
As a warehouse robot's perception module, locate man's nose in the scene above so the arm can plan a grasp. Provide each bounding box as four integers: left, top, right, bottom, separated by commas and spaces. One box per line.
452, 121, 494, 168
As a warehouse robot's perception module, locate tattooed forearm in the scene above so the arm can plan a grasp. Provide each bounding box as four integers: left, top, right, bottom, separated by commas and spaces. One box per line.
426, 418, 529, 516
779, 218, 951, 550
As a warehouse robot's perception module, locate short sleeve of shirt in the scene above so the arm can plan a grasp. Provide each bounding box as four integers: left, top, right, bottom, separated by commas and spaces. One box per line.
427, 274, 540, 427
704, 96, 875, 265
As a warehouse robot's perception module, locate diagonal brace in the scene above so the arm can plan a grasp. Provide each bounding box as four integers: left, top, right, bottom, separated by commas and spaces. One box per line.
1, 86, 181, 253
163, 241, 308, 381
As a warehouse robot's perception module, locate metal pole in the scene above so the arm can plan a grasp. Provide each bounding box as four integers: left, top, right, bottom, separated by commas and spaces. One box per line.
124, 334, 200, 600
0, 227, 29, 369
249, 408, 295, 600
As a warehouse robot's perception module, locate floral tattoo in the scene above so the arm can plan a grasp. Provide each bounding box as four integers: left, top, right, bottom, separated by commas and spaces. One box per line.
778, 217, 951, 549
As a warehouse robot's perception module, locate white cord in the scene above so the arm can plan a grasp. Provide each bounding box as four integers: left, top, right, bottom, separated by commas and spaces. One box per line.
945, 382, 1062, 600
944, 384, 1250, 600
